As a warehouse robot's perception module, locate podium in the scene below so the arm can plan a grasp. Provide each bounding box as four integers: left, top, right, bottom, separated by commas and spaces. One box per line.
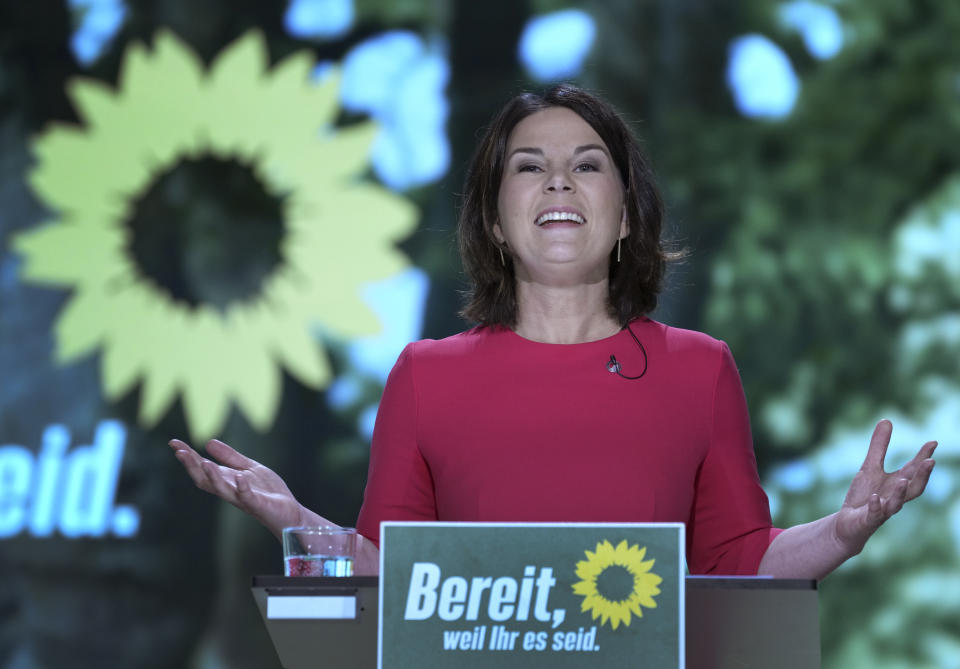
252, 575, 819, 668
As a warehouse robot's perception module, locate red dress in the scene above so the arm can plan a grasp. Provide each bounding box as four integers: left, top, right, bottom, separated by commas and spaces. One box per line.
356, 318, 780, 575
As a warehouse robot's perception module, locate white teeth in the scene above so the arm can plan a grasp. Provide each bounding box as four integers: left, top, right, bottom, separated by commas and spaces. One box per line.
535, 211, 586, 226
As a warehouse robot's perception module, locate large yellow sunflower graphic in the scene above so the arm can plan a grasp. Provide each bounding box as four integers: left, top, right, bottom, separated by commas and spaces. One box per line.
14, 29, 416, 440
572, 539, 662, 630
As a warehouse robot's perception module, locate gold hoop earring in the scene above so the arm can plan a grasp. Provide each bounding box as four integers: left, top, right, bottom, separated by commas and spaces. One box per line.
617, 238, 622, 263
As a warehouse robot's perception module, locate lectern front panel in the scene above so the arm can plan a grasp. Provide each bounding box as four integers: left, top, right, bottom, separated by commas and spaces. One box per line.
252, 575, 819, 669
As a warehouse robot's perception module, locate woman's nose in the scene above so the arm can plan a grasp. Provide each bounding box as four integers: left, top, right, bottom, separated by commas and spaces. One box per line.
544, 170, 574, 192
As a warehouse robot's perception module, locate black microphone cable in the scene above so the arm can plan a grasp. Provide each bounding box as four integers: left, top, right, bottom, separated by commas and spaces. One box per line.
606, 323, 648, 380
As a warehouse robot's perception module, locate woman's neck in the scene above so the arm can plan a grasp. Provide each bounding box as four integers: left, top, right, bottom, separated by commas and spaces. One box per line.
513, 280, 621, 344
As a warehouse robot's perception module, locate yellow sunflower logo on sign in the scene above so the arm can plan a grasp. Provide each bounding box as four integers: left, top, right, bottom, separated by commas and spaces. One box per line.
572, 539, 662, 630
14, 29, 416, 441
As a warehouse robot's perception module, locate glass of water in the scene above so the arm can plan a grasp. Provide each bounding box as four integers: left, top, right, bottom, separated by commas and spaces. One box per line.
282, 526, 357, 577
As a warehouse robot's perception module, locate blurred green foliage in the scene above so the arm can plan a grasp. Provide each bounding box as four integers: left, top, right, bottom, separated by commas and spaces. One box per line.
616, 0, 960, 665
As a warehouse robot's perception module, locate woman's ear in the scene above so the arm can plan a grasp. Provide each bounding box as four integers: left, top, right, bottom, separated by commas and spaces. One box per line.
492, 221, 505, 245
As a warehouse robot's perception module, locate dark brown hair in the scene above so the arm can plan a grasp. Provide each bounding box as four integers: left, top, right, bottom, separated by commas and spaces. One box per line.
458, 83, 678, 327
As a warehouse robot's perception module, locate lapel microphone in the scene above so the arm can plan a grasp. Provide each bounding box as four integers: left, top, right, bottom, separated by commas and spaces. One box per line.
607, 323, 648, 380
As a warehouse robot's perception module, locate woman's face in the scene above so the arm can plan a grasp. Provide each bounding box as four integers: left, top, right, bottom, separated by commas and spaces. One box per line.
495, 106, 627, 286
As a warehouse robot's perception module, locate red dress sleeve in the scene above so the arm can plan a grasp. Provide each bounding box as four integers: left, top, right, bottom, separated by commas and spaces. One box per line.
687, 342, 782, 574
355, 343, 437, 545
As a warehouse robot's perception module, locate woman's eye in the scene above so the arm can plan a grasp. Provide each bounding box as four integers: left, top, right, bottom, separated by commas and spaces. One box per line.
518, 164, 542, 172
575, 162, 598, 172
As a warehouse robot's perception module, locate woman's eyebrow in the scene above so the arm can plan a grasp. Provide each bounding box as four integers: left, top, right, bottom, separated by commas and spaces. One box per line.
506, 147, 543, 159
507, 144, 608, 159
574, 143, 608, 156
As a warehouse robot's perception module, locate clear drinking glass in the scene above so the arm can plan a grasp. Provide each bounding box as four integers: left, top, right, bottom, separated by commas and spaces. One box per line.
282, 526, 357, 577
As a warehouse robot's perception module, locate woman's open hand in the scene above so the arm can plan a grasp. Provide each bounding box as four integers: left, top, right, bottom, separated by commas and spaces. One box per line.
835, 419, 937, 555
169, 438, 303, 539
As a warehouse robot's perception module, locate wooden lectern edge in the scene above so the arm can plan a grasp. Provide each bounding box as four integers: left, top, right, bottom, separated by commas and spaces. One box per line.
253, 575, 817, 590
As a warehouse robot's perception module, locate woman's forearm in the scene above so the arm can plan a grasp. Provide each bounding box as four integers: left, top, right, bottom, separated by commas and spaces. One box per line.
756, 512, 859, 580
354, 535, 380, 575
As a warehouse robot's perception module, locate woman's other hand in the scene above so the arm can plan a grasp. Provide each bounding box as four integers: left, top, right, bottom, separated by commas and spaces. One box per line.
835, 419, 937, 555
169, 438, 303, 539
759, 419, 937, 579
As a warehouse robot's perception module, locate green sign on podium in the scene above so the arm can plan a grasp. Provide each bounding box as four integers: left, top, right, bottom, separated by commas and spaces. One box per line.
379, 522, 685, 668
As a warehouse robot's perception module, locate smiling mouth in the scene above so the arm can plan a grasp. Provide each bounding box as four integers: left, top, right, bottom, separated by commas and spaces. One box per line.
535, 211, 586, 226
